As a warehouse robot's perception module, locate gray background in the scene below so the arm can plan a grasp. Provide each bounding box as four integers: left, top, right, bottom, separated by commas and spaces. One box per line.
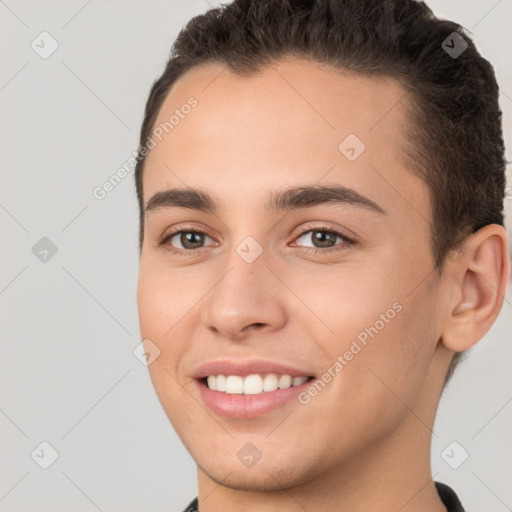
1, 1, 511, 511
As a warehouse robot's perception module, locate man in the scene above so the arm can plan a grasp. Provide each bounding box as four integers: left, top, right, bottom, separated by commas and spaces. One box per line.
134, 1, 509, 510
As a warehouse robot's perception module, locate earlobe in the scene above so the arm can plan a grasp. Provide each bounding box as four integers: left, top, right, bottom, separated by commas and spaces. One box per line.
441, 224, 510, 353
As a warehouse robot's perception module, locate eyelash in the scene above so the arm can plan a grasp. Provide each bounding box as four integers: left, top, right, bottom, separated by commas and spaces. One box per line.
157, 224, 356, 257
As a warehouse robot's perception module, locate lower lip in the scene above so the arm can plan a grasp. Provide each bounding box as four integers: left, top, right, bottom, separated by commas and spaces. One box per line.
194, 378, 314, 419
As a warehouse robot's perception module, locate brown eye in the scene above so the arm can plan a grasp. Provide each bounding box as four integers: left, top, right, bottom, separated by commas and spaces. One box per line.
174, 231, 206, 250
294, 229, 352, 250
310, 230, 338, 248
159, 229, 216, 254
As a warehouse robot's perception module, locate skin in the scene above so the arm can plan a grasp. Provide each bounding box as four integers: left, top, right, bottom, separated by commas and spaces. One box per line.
136, 57, 510, 512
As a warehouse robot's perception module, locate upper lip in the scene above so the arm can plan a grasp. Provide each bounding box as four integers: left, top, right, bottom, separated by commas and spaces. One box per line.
192, 359, 316, 379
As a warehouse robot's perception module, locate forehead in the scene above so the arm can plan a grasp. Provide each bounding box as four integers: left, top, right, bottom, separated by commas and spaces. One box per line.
148, 58, 409, 155
142, 57, 429, 225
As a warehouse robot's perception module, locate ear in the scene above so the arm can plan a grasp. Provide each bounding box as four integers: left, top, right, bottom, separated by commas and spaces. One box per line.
441, 224, 510, 352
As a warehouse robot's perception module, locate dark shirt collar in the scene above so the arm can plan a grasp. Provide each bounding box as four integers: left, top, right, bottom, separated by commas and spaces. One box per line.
435, 481, 466, 511
182, 481, 466, 511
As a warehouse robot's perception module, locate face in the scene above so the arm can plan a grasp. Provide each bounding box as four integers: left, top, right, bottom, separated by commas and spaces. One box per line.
137, 58, 451, 491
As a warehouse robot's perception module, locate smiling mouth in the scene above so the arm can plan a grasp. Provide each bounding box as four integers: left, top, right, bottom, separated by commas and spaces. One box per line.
199, 373, 315, 395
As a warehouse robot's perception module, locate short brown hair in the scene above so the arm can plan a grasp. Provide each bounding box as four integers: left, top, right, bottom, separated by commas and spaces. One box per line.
134, 0, 507, 380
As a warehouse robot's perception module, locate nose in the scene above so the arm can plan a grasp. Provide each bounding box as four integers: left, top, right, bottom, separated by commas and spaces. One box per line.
200, 251, 287, 341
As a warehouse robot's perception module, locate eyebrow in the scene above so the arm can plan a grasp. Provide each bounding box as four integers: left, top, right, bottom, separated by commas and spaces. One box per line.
144, 184, 387, 216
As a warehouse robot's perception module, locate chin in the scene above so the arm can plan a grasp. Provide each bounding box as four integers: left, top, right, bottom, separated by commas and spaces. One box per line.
200, 461, 304, 492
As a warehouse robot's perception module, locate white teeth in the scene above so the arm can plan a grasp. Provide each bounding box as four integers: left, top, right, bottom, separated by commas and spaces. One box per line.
206, 375, 216, 391
205, 373, 310, 394
244, 374, 263, 394
216, 374, 226, 391
292, 376, 308, 386
263, 373, 278, 392
225, 375, 244, 394
278, 374, 292, 389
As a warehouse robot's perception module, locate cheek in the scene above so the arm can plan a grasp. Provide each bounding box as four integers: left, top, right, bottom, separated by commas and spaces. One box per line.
309, 259, 438, 420
137, 260, 159, 336
136, 270, 182, 399
299, 264, 394, 344
137, 275, 192, 429
336, 288, 438, 418
136, 264, 198, 389
136, 264, 189, 338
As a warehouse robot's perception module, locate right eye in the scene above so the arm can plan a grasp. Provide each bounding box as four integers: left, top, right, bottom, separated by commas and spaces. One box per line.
159, 228, 217, 255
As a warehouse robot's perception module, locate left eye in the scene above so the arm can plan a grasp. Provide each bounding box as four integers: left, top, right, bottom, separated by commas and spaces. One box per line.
293, 229, 352, 250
